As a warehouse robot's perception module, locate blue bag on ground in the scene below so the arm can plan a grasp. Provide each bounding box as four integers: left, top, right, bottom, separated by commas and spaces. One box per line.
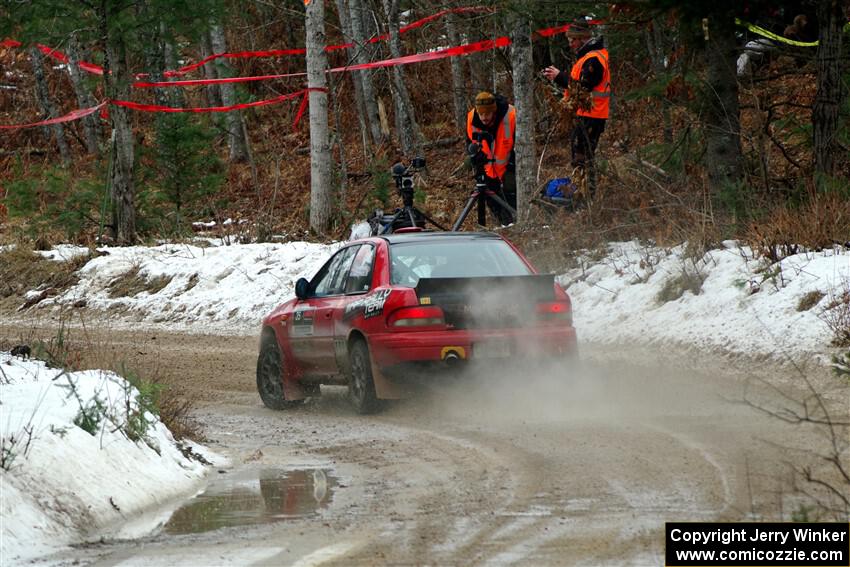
545, 178, 575, 199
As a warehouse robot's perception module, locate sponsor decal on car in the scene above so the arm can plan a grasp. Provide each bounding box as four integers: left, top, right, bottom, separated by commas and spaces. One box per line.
344, 289, 392, 320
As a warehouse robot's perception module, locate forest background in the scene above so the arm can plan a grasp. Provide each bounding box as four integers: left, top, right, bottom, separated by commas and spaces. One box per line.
0, 0, 848, 265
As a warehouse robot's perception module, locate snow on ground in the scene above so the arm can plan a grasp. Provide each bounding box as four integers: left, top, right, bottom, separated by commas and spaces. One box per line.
24, 237, 848, 362
0, 353, 223, 564
41, 240, 341, 332
559, 241, 849, 363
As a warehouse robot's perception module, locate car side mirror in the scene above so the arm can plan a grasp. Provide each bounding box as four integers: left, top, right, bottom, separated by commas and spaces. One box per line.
295, 277, 310, 300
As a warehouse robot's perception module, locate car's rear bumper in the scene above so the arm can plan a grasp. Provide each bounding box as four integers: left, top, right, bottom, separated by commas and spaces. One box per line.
368, 326, 577, 369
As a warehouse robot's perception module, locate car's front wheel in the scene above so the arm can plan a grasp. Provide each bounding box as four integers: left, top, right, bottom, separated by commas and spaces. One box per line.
348, 339, 379, 414
257, 332, 302, 410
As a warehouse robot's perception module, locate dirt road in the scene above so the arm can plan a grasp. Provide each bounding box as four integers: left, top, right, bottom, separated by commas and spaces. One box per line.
6, 324, 839, 566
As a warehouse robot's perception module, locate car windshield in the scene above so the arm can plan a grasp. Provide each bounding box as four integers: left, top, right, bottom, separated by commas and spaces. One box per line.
390, 239, 532, 286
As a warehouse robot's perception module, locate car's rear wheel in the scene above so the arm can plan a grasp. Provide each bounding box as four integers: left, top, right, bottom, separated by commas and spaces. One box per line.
257, 333, 302, 410
348, 339, 379, 414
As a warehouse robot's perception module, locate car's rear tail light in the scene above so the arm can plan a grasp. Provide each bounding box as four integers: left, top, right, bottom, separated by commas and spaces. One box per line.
387, 306, 446, 328
536, 302, 573, 325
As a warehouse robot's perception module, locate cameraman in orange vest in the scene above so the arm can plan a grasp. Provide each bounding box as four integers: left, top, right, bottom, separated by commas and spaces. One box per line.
466, 91, 517, 226
542, 18, 610, 200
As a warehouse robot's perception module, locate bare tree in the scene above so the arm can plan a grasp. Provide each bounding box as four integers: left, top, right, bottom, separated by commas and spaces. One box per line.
812, 0, 845, 185
382, 0, 423, 155
102, 31, 136, 245
199, 31, 222, 107
210, 23, 251, 163
445, 12, 469, 131
701, 12, 742, 191
306, 0, 334, 234
333, 0, 371, 156
30, 48, 71, 165
66, 34, 99, 155
644, 18, 673, 145
348, 0, 385, 147
511, 11, 535, 225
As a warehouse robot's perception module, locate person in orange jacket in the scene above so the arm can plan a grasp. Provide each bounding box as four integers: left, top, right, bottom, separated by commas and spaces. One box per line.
542, 18, 610, 199
466, 91, 516, 225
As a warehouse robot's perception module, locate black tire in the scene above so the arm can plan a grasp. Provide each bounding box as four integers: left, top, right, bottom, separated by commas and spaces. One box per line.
348, 339, 379, 414
256, 333, 301, 410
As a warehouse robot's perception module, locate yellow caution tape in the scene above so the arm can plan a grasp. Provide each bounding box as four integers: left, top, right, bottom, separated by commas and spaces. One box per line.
735, 18, 819, 47
737, 18, 850, 47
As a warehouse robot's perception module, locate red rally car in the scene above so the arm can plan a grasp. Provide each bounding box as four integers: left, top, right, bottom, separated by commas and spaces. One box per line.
257, 232, 577, 414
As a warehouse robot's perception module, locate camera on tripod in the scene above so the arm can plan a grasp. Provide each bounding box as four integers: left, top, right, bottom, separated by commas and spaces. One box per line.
367, 156, 446, 235
467, 131, 494, 174
392, 156, 426, 207
450, 130, 516, 230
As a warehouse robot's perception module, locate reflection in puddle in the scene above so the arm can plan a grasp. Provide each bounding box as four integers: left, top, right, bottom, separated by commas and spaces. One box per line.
163, 467, 337, 535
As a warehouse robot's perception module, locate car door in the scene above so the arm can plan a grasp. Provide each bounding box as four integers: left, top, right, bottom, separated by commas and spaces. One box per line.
289, 247, 356, 374
333, 244, 377, 368
309, 245, 359, 374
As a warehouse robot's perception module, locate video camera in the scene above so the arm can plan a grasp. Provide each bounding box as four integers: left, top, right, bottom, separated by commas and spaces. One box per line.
391, 156, 425, 207
467, 131, 494, 173
367, 156, 444, 236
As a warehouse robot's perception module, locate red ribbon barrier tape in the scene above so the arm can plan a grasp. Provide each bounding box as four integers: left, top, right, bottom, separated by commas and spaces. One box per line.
134, 36, 514, 88
36, 44, 104, 75
0, 102, 106, 130
159, 6, 493, 77
109, 88, 323, 113
1, 88, 325, 130
134, 21, 593, 89
9, 6, 492, 79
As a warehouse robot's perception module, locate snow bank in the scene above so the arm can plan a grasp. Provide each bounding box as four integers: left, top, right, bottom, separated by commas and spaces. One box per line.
560, 241, 849, 362
19, 238, 850, 361
45, 241, 339, 332
0, 353, 221, 563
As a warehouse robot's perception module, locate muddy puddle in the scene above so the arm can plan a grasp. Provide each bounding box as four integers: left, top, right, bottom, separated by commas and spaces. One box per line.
163, 467, 338, 535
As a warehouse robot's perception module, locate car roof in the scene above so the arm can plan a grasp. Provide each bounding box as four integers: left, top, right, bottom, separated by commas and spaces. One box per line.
378, 232, 504, 245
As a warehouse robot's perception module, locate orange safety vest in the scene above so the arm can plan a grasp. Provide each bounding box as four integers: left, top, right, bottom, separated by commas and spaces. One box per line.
466, 105, 516, 181
568, 48, 610, 119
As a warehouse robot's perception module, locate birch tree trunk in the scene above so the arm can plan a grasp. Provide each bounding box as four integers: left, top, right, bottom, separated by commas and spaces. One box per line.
382, 0, 423, 155
160, 23, 186, 107
445, 13, 468, 131
510, 13, 535, 225
30, 48, 71, 165
333, 0, 370, 156
306, 0, 334, 234
813, 0, 844, 184
348, 0, 385, 147
67, 35, 99, 155
210, 24, 251, 163
200, 31, 222, 107
702, 13, 742, 191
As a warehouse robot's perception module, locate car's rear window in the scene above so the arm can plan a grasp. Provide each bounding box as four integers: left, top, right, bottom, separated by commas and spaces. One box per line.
389, 239, 532, 286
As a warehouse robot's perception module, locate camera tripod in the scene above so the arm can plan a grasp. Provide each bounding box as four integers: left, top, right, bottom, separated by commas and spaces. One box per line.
374, 200, 447, 235
368, 159, 448, 235
451, 166, 517, 231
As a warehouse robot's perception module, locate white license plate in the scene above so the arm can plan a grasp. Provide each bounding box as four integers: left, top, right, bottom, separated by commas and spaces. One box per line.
474, 340, 510, 359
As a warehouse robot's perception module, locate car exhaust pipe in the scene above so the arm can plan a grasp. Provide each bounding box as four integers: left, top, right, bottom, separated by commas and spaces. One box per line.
444, 352, 460, 367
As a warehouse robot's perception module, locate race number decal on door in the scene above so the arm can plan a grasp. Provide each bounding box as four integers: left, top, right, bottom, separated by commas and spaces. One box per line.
292, 309, 315, 336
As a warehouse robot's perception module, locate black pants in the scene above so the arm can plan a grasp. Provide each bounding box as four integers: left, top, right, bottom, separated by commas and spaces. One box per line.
571, 117, 606, 195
